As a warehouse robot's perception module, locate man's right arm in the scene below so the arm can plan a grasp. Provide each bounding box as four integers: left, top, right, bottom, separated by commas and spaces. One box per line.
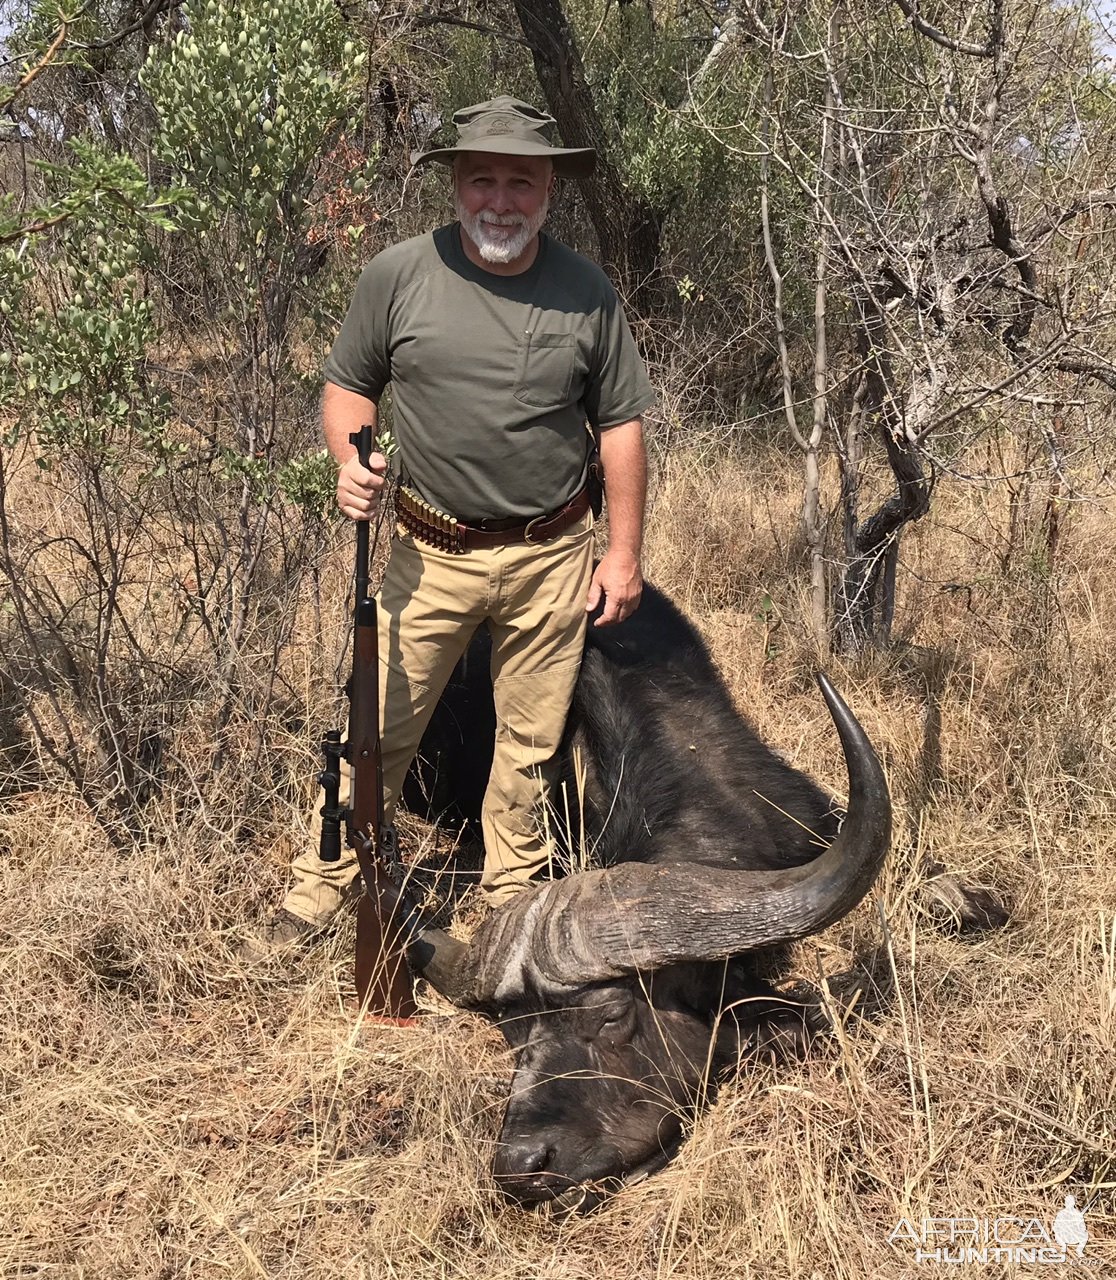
323, 380, 388, 521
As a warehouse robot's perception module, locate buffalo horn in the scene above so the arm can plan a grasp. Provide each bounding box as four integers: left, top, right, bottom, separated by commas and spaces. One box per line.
406, 926, 479, 1006
450, 673, 892, 998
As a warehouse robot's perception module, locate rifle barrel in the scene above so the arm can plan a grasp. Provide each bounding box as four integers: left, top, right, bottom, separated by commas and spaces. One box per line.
353, 424, 373, 605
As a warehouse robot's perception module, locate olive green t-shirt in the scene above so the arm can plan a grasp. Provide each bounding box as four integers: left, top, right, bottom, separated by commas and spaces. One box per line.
324, 224, 653, 521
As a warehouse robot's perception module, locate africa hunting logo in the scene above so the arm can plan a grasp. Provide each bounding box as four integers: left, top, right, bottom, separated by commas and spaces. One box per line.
888, 1195, 1098, 1265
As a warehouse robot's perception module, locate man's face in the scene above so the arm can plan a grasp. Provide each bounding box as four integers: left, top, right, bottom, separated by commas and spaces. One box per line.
454, 153, 554, 266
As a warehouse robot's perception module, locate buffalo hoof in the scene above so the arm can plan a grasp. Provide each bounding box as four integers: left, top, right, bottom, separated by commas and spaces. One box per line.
919, 861, 1010, 936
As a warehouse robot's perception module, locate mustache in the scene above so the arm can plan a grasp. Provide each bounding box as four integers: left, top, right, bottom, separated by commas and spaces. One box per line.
476, 213, 528, 227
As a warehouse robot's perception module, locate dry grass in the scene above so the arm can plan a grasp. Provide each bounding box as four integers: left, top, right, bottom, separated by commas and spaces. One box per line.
2, 436, 1114, 1278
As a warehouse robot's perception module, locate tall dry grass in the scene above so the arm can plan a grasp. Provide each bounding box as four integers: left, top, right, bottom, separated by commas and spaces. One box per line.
1, 434, 1114, 1278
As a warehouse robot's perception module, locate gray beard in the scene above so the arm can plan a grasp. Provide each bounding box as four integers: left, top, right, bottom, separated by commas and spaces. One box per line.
455, 195, 549, 265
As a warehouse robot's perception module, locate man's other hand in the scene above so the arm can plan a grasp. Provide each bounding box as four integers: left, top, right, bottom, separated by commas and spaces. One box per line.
586, 552, 642, 627
337, 451, 388, 521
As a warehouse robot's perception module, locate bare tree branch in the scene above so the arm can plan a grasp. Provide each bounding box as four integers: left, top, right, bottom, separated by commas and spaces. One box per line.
411, 12, 533, 48
961, 0, 1037, 353
891, 0, 993, 57
1030, 190, 1116, 242
1054, 357, 1116, 392
758, 63, 809, 454
676, 15, 745, 113
0, 15, 71, 112
76, 0, 183, 51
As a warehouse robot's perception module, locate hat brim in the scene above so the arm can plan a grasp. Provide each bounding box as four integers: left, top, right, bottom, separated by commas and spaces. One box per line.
411, 137, 596, 180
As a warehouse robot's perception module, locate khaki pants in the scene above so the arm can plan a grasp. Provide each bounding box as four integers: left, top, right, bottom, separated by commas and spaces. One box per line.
283, 513, 594, 925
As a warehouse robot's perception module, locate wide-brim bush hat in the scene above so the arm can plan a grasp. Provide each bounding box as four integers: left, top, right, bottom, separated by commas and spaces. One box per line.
412, 95, 596, 179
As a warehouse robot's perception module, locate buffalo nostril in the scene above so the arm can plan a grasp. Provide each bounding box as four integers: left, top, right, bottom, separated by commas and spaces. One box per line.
500, 1138, 552, 1176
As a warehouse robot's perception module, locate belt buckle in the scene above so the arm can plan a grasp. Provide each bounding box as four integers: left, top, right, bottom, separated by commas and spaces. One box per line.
523, 513, 549, 545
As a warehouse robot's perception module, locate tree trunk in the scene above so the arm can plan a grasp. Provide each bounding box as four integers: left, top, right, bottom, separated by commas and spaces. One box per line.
835, 317, 931, 652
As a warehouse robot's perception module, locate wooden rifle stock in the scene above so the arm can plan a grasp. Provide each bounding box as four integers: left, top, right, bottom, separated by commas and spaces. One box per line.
324, 424, 417, 1020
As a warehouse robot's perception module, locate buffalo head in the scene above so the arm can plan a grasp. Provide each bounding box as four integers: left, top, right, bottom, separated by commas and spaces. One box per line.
406, 673, 891, 1212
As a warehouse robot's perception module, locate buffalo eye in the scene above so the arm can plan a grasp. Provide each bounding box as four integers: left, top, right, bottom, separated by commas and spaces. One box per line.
595, 998, 637, 1041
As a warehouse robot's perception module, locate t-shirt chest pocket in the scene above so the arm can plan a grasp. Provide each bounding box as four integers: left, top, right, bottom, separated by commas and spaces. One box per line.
513, 331, 577, 410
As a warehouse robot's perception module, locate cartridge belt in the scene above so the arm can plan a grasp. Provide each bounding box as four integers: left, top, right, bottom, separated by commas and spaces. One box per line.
396, 485, 591, 554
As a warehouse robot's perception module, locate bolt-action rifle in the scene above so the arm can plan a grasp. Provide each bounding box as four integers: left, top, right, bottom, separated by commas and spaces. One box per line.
317, 424, 417, 1020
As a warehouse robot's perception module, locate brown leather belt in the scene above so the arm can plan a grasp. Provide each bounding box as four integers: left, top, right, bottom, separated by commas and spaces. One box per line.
396, 485, 591, 554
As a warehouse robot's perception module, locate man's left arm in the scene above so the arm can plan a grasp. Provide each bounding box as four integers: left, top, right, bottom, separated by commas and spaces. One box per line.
585, 417, 647, 627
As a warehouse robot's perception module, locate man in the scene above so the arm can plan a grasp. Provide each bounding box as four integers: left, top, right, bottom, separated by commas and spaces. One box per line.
245, 95, 653, 956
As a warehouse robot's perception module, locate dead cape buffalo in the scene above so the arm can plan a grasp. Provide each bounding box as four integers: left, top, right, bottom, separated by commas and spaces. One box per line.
394, 581, 891, 1214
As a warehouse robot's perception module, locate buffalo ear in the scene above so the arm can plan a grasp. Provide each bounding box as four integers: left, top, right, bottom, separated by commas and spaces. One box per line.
493, 1009, 533, 1049
658, 960, 751, 1023
651, 966, 714, 1021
